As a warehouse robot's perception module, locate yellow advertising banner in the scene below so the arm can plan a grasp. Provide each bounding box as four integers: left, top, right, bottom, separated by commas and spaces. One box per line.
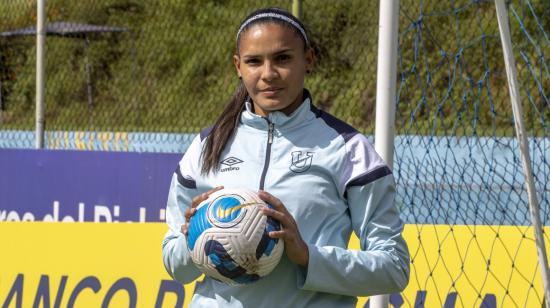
0, 223, 547, 307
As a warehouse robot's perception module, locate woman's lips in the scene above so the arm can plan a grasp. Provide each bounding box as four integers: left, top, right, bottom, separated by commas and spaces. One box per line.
260, 87, 283, 96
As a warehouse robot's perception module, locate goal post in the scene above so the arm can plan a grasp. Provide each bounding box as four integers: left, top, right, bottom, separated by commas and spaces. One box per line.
375, 0, 400, 169
373, 0, 400, 307
494, 0, 550, 306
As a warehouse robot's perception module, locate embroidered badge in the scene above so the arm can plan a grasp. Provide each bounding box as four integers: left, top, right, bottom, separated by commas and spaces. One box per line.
289, 151, 313, 173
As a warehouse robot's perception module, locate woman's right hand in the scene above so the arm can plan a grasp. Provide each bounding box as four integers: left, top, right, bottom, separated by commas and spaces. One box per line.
181, 186, 224, 236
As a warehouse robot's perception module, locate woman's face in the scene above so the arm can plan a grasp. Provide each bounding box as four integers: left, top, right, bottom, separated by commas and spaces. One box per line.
234, 23, 313, 117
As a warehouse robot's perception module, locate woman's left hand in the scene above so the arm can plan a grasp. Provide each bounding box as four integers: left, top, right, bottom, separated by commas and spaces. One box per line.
258, 190, 309, 267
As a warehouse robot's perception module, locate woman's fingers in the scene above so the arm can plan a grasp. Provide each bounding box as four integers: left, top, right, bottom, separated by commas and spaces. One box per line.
257, 190, 287, 213
259, 190, 297, 227
184, 207, 197, 221
182, 186, 224, 236
265, 230, 285, 238
257, 190, 279, 205
205, 185, 225, 197
258, 190, 309, 266
181, 208, 194, 235
260, 203, 291, 227
191, 186, 224, 208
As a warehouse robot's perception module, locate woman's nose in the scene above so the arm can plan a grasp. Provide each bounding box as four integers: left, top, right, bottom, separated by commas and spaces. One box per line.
261, 62, 278, 81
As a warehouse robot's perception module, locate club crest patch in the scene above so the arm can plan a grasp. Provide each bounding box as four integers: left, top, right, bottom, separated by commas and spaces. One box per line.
289, 151, 314, 173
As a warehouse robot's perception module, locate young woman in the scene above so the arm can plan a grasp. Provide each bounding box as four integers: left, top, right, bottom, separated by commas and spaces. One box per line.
163, 7, 409, 307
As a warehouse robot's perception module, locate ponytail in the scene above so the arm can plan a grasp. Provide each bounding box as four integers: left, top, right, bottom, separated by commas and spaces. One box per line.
201, 82, 248, 175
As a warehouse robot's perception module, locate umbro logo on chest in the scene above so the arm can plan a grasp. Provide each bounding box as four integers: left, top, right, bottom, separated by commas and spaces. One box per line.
220, 157, 243, 172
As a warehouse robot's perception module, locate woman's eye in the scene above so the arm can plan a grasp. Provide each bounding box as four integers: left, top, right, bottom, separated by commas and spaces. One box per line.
245, 59, 261, 65
277, 54, 291, 62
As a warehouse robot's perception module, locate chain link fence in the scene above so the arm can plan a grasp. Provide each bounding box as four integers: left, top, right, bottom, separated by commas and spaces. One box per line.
1, 0, 549, 307
0, 0, 380, 136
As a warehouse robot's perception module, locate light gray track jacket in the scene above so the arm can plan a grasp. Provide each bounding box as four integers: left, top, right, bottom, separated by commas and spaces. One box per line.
163, 91, 410, 307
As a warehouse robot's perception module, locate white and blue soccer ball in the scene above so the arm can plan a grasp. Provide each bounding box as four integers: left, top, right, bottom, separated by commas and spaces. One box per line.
187, 188, 284, 285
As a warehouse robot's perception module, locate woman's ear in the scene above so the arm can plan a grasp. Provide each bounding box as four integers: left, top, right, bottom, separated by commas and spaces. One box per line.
305, 47, 315, 74
233, 54, 242, 79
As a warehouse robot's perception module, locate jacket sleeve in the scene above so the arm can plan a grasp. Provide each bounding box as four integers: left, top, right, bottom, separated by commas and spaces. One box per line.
298, 134, 410, 297
162, 135, 203, 284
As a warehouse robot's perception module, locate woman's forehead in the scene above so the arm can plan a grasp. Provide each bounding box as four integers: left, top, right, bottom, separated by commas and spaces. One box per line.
238, 23, 303, 52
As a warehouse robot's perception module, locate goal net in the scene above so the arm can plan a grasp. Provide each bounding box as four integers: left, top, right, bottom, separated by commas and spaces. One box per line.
393, 0, 549, 306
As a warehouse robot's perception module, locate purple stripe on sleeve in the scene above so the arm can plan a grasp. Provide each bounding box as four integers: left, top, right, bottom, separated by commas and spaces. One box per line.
175, 166, 197, 189
347, 166, 392, 188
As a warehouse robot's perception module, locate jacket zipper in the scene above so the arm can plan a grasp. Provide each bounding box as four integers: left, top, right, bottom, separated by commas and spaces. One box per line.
259, 119, 274, 190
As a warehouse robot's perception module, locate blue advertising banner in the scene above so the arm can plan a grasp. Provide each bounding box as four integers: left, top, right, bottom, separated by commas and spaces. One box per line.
0, 149, 181, 222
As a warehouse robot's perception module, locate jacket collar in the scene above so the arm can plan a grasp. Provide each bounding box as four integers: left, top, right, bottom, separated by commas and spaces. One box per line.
240, 89, 316, 131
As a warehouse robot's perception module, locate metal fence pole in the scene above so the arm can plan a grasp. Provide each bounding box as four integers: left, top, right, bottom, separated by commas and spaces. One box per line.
292, 0, 302, 19
36, 0, 46, 149
0, 71, 3, 126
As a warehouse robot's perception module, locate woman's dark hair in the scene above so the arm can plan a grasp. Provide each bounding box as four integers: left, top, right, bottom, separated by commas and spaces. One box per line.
201, 82, 248, 175
201, 7, 310, 175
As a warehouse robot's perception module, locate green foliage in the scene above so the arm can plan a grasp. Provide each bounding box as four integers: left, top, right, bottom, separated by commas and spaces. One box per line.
0, 0, 548, 136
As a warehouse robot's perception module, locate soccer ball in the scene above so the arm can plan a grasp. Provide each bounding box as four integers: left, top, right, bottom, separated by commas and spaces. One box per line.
186, 188, 284, 285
